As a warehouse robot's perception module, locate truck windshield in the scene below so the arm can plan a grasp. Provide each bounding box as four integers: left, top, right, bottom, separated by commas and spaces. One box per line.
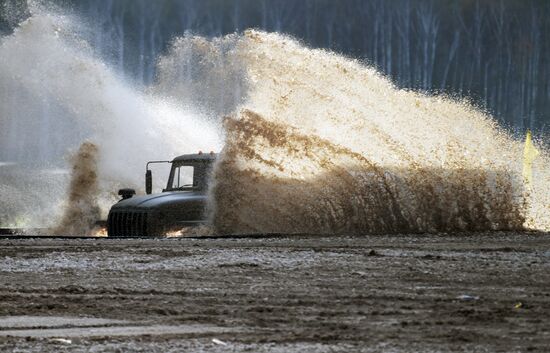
169, 165, 194, 190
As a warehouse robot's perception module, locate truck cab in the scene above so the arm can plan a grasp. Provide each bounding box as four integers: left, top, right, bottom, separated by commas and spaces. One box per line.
107, 152, 216, 237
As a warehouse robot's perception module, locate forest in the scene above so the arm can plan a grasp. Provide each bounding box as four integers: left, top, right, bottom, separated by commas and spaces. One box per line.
1, 0, 549, 134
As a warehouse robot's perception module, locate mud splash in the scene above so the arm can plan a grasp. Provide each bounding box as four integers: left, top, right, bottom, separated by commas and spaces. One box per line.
3, 8, 548, 235
52, 142, 100, 236
212, 110, 524, 234
203, 30, 550, 234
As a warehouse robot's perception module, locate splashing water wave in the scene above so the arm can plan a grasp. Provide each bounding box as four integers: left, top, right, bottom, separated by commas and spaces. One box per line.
2, 7, 549, 235
212, 110, 524, 234
0, 8, 221, 230
187, 30, 549, 234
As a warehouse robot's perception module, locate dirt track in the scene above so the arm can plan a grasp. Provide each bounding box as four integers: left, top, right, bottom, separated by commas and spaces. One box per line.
0, 232, 548, 352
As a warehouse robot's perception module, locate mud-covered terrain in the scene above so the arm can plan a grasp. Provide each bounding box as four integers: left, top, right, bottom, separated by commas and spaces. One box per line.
0, 233, 548, 352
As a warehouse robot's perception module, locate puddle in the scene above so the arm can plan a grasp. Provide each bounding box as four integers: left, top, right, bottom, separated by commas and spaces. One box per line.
0, 316, 127, 329
0, 316, 238, 338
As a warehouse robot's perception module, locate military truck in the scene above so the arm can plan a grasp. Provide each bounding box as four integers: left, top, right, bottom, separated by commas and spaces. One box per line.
107, 152, 216, 237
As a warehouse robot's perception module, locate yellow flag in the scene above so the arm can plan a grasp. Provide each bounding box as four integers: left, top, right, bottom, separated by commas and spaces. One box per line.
523, 130, 539, 187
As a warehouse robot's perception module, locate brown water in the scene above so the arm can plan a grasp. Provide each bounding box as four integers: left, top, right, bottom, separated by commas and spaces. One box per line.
3, 13, 548, 235
205, 30, 549, 234
52, 142, 101, 236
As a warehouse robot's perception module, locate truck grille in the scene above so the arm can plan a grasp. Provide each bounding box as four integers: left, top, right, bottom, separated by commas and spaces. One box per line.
108, 211, 148, 237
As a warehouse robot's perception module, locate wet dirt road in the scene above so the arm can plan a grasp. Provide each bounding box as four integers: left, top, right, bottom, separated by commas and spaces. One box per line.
0, 232, 548, 352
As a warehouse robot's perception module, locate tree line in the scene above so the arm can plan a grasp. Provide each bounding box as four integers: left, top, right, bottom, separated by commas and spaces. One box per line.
2, 0, 549, 134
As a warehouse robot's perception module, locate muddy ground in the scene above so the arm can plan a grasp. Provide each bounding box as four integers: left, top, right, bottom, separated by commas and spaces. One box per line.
0, 232, 548, 352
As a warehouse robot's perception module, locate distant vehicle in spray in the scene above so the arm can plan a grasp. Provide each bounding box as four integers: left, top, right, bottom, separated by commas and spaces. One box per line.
107, 152, 216, 237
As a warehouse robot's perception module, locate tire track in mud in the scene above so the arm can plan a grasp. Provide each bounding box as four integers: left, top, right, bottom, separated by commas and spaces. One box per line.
0, 235, 548, 351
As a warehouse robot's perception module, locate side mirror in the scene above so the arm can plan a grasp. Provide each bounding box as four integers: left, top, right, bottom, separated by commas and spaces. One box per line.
118, 188, 135, 200
145, 170, 152, 195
